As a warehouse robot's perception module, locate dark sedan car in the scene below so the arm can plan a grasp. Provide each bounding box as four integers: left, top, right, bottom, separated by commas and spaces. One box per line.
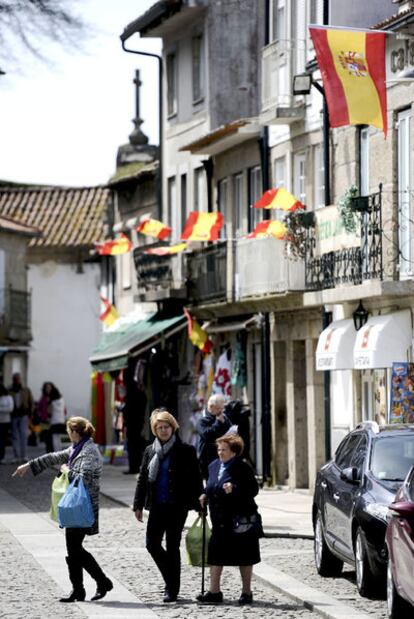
386, 465, 414, 618
313, 422, 414, 598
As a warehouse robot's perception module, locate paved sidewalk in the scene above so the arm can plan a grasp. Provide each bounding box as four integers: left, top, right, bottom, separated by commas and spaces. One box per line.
100, 462, 314, 538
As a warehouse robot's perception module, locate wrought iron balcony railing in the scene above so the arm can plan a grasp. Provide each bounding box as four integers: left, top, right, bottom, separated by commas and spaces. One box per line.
133, 246, 185, 300
186, 241, 230, 304
0, 288, 32, 342
305, 189, 383, 291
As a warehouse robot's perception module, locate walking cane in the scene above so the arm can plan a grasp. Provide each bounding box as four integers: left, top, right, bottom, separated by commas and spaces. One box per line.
201, 505, 207, 596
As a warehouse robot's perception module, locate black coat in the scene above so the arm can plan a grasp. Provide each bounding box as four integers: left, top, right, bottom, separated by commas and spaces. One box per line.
196, 412, 231, 475
133, 436, 203, 512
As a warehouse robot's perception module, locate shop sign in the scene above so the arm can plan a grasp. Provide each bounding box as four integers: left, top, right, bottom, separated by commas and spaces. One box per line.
314, 206, 360, 256
390, 362, 414, 423
387, 36, 414, 80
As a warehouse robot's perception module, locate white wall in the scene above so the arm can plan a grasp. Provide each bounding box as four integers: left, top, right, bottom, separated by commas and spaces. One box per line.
28, 261, 101, 417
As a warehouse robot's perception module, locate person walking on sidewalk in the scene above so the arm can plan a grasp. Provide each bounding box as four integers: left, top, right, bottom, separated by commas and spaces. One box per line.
9, 372, 33, 463
0, 384, 14, 464
12, 416, 113, 604
197, 394, 231, 479
198, 434, 262, 606
133, 409, 203, 603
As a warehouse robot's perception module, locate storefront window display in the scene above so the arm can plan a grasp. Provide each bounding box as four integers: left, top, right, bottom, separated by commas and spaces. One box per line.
361, 369, 389, 424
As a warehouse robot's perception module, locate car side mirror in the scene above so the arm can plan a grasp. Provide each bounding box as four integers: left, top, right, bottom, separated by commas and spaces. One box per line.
340, 466, 360, 484
389, 501, 414, 518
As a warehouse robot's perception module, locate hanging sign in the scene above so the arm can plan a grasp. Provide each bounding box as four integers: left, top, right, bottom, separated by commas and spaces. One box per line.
314, 206, 360, 255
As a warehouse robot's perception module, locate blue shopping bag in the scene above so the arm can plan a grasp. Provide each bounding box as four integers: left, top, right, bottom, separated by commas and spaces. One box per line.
57, 477, 94, 528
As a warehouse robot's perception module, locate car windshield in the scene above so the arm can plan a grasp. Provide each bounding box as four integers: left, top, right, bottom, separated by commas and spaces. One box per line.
370, 435, 414, 481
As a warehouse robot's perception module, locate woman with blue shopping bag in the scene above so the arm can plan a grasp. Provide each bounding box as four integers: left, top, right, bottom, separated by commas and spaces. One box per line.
13, 416, 112, 603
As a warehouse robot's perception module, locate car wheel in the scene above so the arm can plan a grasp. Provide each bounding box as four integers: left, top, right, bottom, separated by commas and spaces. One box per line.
387, 560, 412, 618
314, 510, 343, 577
355, 527, 376, 597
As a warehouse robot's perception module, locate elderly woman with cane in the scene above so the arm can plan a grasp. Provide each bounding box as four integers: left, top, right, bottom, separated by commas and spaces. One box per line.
13, 416, 113, 603
198, 433, 262, 605
134, 409, 203, 603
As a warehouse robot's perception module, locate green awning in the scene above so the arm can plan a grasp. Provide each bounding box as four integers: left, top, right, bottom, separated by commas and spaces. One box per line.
89, 313, 185, 373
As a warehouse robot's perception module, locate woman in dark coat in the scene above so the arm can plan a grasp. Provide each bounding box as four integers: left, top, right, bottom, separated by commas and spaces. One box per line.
134, 409, 203, 603
13, 416, 112, 603
198, 433, 261, 605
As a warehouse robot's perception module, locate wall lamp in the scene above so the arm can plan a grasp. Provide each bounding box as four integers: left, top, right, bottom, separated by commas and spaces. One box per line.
353, 301, 369, 331
292, 73, 312, 95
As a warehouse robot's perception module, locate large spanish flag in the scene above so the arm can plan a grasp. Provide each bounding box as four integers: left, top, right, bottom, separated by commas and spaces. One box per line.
96, 233, 132, 256
99, 296, 119, 326
181, 211, 224, 241
309, 26, 387, 136
253, 187, 304, 211
184, 308, 212, 354
136, 218, 171, 240
249, 220, 287, 240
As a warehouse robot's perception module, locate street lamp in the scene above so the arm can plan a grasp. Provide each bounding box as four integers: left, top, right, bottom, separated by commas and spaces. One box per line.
292, 73, 312, 96
352, 301, 369, 331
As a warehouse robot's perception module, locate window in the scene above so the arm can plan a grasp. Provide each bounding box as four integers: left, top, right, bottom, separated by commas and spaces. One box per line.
192, 34, 204, 103
234, 173, 246, 237
194, 167, 207, 213
167, 52, 177, 117
180, 174, 187, 231
313, 145, 325, 209
167, 176, 177, 232
249, 166, 262, 232
294, 152, 306, 206
121, 250, 131, 290
371, 436, 414, 482
351, 436, 368, 478
274, 157, 286, 189
398, 109, 411, 277
272, 0, 286, 42
360, 127, 370, 197
218, 178, 229, 239
335, 434, 362, 470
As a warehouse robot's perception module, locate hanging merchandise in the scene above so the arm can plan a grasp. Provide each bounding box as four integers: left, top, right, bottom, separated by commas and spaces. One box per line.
212, 349, 232, 396
231, 332, 247, 389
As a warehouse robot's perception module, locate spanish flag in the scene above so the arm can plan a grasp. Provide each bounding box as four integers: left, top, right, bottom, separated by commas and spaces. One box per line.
181, 211, 224, 242
145, 243, 187, 256
253, 188, 304, 211
309, 26, 387, 136
184, 308, 212, 354
99, 296, 119, 326
136, 218, 172, 240
249, 220, 287, 240
96, 233, 132, 256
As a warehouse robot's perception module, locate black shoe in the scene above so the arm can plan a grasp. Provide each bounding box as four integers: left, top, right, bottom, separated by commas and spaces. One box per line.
163, 592, 177, 603
196, 591, 223, 604
239, 592, 253, 605
59, 588, 86, 603
91, 577, 113, 601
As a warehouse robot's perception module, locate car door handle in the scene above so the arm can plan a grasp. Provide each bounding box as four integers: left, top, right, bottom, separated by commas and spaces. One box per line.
321, 481, 327, 489
333, 492, 340, 501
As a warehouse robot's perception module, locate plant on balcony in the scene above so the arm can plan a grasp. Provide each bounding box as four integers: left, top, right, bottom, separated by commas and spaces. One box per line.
284, 210, 315, 260
337, 185, 359, 233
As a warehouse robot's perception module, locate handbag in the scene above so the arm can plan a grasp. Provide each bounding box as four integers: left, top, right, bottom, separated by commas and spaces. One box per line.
185, 515, 211, 566
50, 470, 69, 522
233, 512, 264, 537
57, 477, 95, 528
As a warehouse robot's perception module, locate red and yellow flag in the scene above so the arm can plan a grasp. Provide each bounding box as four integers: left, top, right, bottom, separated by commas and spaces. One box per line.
99, 296, 119, 326
253, 188, 304, 211
145, 243, 187, 256
96, 233, 132, 256
309, 26, 387, 136
248, 220, 287, 240
136, 218, 171, 240
181, 211, 223, 242
184, 308, 212, 354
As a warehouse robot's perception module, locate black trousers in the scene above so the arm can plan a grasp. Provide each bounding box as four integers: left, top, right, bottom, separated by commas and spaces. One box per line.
0, 422, 9, 461
65, 528, 105, 584
146, 504, 188, 597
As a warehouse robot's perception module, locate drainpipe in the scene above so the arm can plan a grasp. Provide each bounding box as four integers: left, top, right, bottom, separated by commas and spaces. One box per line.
202, 158, 214, 213
121, 39, 163, 222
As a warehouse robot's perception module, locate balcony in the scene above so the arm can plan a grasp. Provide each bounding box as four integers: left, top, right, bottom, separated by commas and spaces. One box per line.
186, 241, 231, 305
0, 288, 32, 342
261, 39, 306, 125
133, 247, 186, 302
305, 190, 383, 291
235, 236, 305, 299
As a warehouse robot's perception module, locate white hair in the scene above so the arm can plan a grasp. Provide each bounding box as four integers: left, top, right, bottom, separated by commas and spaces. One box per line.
208, 394, 226, 408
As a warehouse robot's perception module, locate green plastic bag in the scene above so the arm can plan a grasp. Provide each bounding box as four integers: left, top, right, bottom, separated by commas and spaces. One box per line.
185, 515, 211, 567
50, 470, 69, 522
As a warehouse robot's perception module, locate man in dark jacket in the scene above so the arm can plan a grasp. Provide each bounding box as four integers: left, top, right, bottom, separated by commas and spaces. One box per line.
197, 394, 231, 479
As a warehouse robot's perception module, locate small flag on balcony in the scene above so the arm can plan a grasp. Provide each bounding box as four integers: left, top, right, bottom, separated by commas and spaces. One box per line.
249, 220, 287, 240
99, 296, 119, 326
136, 218, 172, 240
181, 211, 224, 242
309, 26, 387, 136
253, 188, 304, 211
145, 243, 187, 256
96, 233, 132, 256
184, 308, 213, 354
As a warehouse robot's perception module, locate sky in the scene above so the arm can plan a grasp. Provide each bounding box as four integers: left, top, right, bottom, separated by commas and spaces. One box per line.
0, 0, 161, 187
